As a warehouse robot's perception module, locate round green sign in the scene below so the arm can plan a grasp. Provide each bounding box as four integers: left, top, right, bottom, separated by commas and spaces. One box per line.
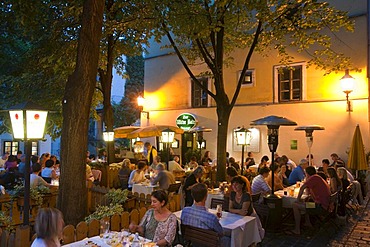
176, 113, 197, 130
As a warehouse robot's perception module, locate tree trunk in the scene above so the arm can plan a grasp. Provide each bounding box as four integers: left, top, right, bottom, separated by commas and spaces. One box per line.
216, 103, 232, 181
58, 0, 104, 225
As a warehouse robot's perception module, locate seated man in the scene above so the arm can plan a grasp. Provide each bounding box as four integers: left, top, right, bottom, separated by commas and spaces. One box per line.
251, 166, 271, 197
181, 183, 230, 247
30, 163, 54, 188
288, 158, 308, 185
151, 163, 176, 190
290, 166, 331, 235
168, 155, 184, 172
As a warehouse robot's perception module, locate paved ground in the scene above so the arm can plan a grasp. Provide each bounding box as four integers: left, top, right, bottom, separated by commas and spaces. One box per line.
259, 192, 370, 247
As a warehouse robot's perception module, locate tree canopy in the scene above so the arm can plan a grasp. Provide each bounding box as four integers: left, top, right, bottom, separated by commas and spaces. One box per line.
152, 0, 354, 180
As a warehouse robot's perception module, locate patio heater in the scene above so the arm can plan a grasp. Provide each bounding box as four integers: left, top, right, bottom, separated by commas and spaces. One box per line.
251, 115, 297, 197
161, 128, 175, 170
234, 127, 251, 175
103, 131, 114, 164
294, 125, 325, 166
8, 102, 49, 225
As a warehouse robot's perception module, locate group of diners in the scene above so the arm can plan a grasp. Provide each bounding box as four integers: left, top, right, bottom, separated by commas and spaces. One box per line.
0, 152, 60, 190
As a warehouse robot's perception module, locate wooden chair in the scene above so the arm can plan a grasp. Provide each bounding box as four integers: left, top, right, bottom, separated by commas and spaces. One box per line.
42, 177, 52, 184
167, 183, 182, 194
252, 194, 269, 227
210, 198, 224, 209
251, 193, 261, 203
307, 192, 340, 231
181, 224, 220, 247
118, 174, 129, 190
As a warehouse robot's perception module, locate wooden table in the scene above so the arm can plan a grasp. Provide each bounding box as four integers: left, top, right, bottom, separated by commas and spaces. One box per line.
274, 184, 308, 208
174, 209, 261, 247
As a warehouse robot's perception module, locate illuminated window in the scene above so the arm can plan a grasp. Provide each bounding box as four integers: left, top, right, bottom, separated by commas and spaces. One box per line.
274, 63, 306, 102
191, 77, 208, 108
238, 69, 256, 87
4, 141, 19, 155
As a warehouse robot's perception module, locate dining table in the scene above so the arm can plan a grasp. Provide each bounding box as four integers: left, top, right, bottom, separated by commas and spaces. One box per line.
132, 182, 158, 195
274, 184, 308, 208
174, 209, 261, 247
62, 231, 155, 247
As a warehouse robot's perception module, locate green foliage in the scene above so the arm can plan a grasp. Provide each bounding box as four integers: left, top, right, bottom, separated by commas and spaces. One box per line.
106, 188, 129, 205
8, 184, 50, 206
184, 149, 201, 164
0, 211, 13, 231
85, 203, 124, 223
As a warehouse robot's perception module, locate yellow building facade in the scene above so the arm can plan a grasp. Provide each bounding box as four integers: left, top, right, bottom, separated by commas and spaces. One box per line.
142, 0, 369, 165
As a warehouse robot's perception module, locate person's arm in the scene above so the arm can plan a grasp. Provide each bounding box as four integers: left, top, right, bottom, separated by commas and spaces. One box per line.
296, 183, 308, 201
51, 169, 57, 179
151, 172, 161, 185
229, 201, 250, 216
128, 170, 136, 185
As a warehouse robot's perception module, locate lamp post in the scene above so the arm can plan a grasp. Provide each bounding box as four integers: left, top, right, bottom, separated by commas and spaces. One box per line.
234, 127, 251, 175
340, 69, 355, 112
103, 131, 114, 164
294, 125, 325, 166
137, 96, 149, 120
8, 102, 48, 225
161, 128, 175, 170
251, 115, 297, 197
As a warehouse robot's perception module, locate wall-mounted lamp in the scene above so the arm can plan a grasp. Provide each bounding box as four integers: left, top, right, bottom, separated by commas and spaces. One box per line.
340, 69, 355, 112
137, 96, 149, 119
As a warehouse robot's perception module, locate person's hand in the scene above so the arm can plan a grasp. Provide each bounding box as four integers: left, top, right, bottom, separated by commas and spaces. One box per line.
129, 223, 137, 233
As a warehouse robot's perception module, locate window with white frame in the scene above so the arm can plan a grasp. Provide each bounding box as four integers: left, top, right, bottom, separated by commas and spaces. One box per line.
4, 141, 19, 155
274, 63, 306, 102
191, 77, 208, 108
238, 69, 256, 87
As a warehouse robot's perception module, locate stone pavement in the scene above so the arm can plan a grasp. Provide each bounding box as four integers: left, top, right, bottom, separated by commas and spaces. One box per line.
259, 192, 370, 247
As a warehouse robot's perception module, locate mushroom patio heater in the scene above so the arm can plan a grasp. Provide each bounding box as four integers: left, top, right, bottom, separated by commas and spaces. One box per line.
251, 115, 297, 197
294, 125, 325, 166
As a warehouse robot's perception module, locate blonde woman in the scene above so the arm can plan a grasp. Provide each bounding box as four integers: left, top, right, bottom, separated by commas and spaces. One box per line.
31, 208, 64, 247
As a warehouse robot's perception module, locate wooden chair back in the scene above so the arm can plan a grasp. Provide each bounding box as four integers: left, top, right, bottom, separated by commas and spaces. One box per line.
118, 174, 129, 190
167, 183, 181, 194
210, 198, 224, 209
181, 224, 220, 247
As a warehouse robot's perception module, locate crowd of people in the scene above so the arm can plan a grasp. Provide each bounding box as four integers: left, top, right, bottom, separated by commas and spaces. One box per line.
0, 151, 60, 190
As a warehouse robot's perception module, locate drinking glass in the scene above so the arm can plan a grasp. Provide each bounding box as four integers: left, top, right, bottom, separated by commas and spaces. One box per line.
100, 219, 110, 238
216, 204, 222, 218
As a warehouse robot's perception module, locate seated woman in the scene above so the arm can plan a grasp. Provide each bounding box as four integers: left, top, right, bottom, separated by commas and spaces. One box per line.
118, 159, 132, 190
128, 161, 147, 190
266, 163, 284, 191
41, 159, 58, 181
229, 176, 253, 216
129, 190, 177, 246
257, 155, 269, 174
278, 163, 290, 187
327, 167, 342, 193
31, 208, 64, 247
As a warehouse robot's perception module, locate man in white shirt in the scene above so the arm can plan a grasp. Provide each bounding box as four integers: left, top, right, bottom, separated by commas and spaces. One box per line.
0, 152, 9, 168
168, 155, 184, 172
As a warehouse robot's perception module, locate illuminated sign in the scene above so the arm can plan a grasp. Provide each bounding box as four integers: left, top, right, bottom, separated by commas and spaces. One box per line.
176, 113, 197, 130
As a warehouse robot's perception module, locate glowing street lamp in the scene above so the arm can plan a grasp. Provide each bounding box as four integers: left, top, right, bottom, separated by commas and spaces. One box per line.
234, 127, 251, 175
103, 131, 114, 164
161, 128, 175, 169
340, 69, 355, 112
8, 102, 48, 225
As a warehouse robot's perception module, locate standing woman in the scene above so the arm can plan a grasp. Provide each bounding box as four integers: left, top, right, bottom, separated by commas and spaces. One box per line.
183, 166, 205, 206
229, 176, 253, 216
129, 190, 177, 246
31, 208, 64, 247
200, 151, 212, 166
327, 167, 342, 193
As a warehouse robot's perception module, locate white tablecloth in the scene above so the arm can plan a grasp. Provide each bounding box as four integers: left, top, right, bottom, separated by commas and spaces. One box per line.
174, 209, 261, 247
274, 185, 308, 208
205, 190, 224, 209
62, 231, 153, 246
132, 183, 158, 195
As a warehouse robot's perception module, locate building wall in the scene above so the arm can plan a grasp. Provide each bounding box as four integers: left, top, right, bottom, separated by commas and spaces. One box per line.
142, 2, 369, 165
